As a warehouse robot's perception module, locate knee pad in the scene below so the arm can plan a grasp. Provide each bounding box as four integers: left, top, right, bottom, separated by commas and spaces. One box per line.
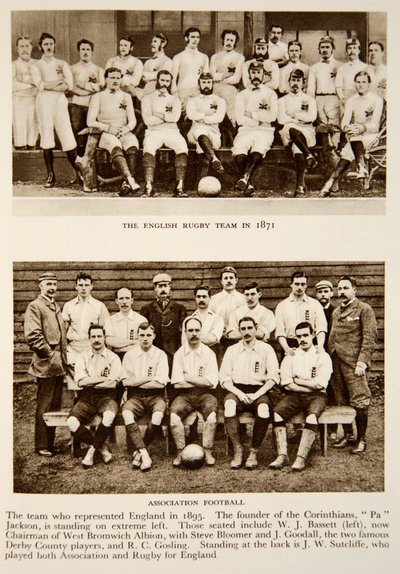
67, 416, 80, 433
206, 411, 217, 423
257, 404, 270, 418
102, 410, 116, 427
170, 412, 182, 426
151, 411, 163, 425
306, 414, 318, 426
122, 410, 135, 425
224, 399, 237, 418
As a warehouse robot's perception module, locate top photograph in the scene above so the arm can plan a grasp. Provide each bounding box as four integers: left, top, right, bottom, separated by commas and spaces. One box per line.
12, 10, 386, 215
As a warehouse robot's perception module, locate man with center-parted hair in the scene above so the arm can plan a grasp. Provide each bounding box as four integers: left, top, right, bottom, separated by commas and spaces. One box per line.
274, 270, 327, 357
278, 40, 309, 95
269, 321, 332, 472
267, 24, 288, 68
105, 36, 143, 99
136, 33, 172, 101
170, 317, 219, 467
182, 285, 224, 348
120, 322, 169, 471
86, 66, 141, 197
141, 70, 189, 197
66, 324, 121, 468
277, 68, 318, 196
227, 281, 276, 342
220, 316, 280, 469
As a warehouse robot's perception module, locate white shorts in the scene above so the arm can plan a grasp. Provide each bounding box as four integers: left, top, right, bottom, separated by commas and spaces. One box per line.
232, 126, 274, 157
188, 124, 221, 153
98, 131, 139, 153
36, 91, 76, 151
13, 94, 38, 147
143, 127, 188, 155
340, 133, 378, 162
280, 122, 316, 155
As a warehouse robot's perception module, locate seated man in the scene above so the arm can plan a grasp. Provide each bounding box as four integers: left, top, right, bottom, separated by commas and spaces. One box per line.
121, 322, 169, 471
233, 61, 278, 195
320, 70, 383, 197
66, 324, 121, 468
105, 36, 143, 100
277, 68, 318, 196
186, 73, 226, 176
269, 322, 332, 472
86, 67, 141, 196
141, 70, 188, 197
170, 317, 219, 467
220, 316, 280, 469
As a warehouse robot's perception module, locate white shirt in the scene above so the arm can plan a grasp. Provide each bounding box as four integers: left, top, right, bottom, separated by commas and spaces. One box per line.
275, 294, 327, 340
141, 89, 182, 129
280, 346, 332, 390
62, 295, 109, 343
186, 93, 226, 126
279, 61, 309, 94
242, 58, 279, 90
227, 303, 276, 341
182, 309, 224, 346
74, 347, 121, 389
35, 56, 73, 91
171, 343, 218, 389
209, 289, 246, 331
341, 91, 383, 134
307, 58, 342, 96
172, 47, 209, 99
235, 85, 278, 128
105, 54, 143, 89
71, 61, 104, 107
220, 340, 280, 388
267, 40, 288, 64
104, 310, 147, 344
12, 57, 41, 97
277, 91, 317, 126
210, 50, 245, 86
335, 59, 367, 101
121, 344, 169, 387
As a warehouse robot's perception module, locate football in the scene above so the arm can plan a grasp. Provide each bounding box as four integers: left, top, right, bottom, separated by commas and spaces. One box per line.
197, 176, 222, 197
181, 444, 205, 469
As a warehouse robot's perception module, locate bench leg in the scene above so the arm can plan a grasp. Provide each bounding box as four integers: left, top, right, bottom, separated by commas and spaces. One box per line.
322, 424, 328, 457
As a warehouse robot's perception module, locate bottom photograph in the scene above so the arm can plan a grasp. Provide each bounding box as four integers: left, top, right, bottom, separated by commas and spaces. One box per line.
13, 261, 384, 494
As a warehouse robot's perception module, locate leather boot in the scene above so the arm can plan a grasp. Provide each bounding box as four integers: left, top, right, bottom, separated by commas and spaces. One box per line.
43, 149, 55, 187
269, 425, 289, 469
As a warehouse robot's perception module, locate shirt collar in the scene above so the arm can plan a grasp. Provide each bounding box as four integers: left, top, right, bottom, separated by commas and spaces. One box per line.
288, 293, 308, 303
183, 342, 202, 356
89, 347, 107, 359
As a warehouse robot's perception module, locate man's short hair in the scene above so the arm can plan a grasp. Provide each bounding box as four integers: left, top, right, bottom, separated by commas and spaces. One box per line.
199, 72, 213, 82
369, 41, 384, 52
346, 38, 360, 48
221, 29, 239, 45
249, 61, 264, 72
76, 272, 93, 283
39, 32, 55, 49
239, 316, 257, 328
244, 282, 261, 293
105, 67, 122, 78
77, 38, 94, 51
288, 40, 302, 50
156, 69, 173, 82
114, 287, 133, 299
185, 27, 201, 39
291, 270, 308, 283
338, 275, 357, 287
154, 32, 168, 45
137, 321, 155, 333
16, 36, 32, 47
269, 24, 284, 33
319, 35, 335, 50
354, 70, 371, 83
184, 316, 202, 330
289, 68, 306, 81
120, 35, 134, 47
220, 266, 237, 278
88, 323, 105, 337
295, 321, 314, 335
194, 285, 211, 296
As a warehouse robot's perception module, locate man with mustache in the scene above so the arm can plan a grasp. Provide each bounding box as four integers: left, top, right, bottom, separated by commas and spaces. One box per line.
182, 285, 224, 348
269, 322, 332, 472
105, 287, 147, 358
227, 282, 275, 343
136, 33, 172, 101
328, 276, 377, 454
220, 316, 280, 469
24, 272, 67, 456
170, 317, 219, 467
279, 40, 309, 95
242, 38, 279, 91
105, 36, 143, 99
267, 24, 289, 68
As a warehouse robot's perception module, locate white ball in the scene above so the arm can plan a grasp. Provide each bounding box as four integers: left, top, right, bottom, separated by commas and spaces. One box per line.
181, 444, 205, 469
198, 176, 221, 197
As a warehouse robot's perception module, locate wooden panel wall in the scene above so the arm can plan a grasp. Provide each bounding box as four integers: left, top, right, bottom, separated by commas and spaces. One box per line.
14, 262, 384, 380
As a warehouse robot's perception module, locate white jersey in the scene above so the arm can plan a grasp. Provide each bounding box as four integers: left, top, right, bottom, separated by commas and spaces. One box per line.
71, 61, 104, 107
106, 54, 143, 91
172, 47, 209, 102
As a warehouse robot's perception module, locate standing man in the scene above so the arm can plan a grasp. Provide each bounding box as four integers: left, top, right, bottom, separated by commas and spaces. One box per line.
227, 282, 276, 342
320, 70, 383, 197
279, 40, 309, 95
242, 38, 279, 91
186, 73, 226, 176
267, 25, 288, 67
171, 27, 209, 107
136, 33, 172, 101
170, 317, 219, 467
35, 32, 82, 188
335, 39, 367, 107
182, 285, 224, 348
233, 61, 278, 195
328, 276, 378, 454
366, 41, 387, 101
70, 39, 104, 158
121, 322, 169, 471
24, 272, 67, 456
220, 316, 280, 469
12, 36, 41, 150
275, 270, 327, 357
141, 70, 188, 197
66, 325, 121, 468
315, 280, 335, 338
105, 287, 147, 357
140, 273, 187, 370
269, 322, 332, 471
278, 68, 318, 196
62, 272, 109, 391
105, 36, 143, 99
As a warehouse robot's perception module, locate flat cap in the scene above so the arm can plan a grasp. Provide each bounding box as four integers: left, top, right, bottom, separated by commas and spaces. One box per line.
38, 271, 57, 282
346, 38, 360, 47
254, 37, 267, 45
153, 273, 172, 284
315, 280, 333, 291
220, 266, 237, 277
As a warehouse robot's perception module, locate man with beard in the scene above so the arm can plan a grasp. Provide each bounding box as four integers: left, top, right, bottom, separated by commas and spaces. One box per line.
35, 32, 82, 188
275, 270, 327, 358
170, 317, 219, 467
267, 24, 288, 68
328, 276, 377, 454
277, 68, 318, 196
210, 29, 245, 139
86, 67, 141, 197
278, 40, 309, 95
227, 282, 275, 342
140, 273, 187, 370
182, 285, 224, 348
186, 73, 226, 176
105, 36, 143, 99
320, 70, 383, 197
269, 322, 332, 472
242, 38, 279, 92
233, 61, 278, 195
136, 33, 172, 101
220, 316, 280, 469
70, 39, 104, 158
66, 324, 121, 468
12, 36, 41, 150
24, 272, 67, 456
141, 70, 188, 197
